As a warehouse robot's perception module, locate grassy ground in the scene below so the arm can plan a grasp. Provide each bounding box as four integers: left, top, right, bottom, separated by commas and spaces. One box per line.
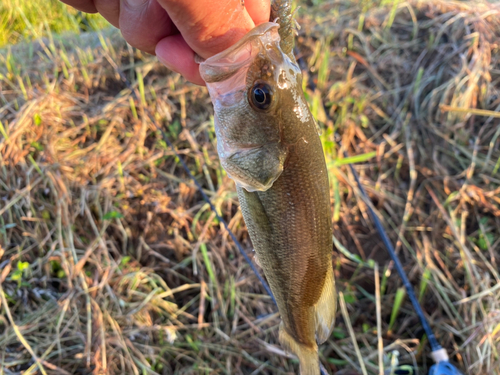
1, 0, 500, 374
0, 0, 109, 47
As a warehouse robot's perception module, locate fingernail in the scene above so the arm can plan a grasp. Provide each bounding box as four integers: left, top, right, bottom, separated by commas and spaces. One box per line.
124, 0, 148, 8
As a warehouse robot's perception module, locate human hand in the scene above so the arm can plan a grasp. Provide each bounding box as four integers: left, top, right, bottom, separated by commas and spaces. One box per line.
60, 0, 270, 85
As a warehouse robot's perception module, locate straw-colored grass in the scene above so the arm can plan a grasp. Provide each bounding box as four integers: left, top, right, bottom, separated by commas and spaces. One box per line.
1, 0, 500, 374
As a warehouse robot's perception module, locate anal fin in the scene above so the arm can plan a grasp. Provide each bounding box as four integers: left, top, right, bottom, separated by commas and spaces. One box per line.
314, 266, 337, 344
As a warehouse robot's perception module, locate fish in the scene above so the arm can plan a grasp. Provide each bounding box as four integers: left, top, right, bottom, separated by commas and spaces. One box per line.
199, 2, 336, 374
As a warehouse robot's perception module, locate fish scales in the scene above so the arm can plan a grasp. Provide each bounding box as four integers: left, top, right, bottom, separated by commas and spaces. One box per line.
238, 125, 332, 326
200, 3, 336, 374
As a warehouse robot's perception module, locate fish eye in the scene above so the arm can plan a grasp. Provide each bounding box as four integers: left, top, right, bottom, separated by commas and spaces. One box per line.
250, 82, 273, 110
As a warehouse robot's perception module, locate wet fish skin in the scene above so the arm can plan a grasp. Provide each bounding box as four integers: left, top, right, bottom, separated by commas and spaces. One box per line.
200, 16, 336, 375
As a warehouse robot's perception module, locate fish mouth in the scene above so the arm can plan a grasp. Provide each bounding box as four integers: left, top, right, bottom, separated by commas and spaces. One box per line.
199, 22, 280, 84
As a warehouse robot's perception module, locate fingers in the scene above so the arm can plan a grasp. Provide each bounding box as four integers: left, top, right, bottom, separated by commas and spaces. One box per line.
59, 0, 121, 28
119, 0, 176, 55
94, 0, 120, 28
245, 0, 271, 26
63, 0, 176, 53
154, 0, 271, 85
155, 0, 256, 58
59, 0, 98, 13
60, 0, 271, 85
156, 35, 205, 85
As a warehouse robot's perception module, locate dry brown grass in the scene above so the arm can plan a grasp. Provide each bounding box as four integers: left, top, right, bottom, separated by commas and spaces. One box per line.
1, 1, 500, 374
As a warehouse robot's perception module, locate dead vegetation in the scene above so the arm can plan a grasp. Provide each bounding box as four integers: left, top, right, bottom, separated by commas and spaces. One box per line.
1, 1, 499, 374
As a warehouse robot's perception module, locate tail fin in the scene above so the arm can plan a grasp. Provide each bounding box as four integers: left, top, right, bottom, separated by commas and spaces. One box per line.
278, 267, 337, 375
314, 266, 337, 344
279, 323, 320, 375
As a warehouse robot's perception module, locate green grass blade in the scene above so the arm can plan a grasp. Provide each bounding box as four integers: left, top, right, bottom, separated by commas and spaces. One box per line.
200, 243, 216, 285
334, 152, 376, 166
388, 287, 406, 331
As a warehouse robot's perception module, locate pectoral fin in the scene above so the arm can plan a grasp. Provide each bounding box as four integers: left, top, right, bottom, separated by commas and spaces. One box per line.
253, 251, 262, 268
222, 143, 287, 192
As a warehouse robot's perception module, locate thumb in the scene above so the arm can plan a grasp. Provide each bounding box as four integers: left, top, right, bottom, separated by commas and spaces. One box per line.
155, 0, 256, 58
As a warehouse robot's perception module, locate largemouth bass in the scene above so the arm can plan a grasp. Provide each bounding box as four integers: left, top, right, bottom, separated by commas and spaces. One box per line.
199, 3, 336, 374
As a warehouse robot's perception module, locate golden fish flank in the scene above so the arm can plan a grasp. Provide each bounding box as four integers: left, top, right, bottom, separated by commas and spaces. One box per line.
200, 22, 336, 375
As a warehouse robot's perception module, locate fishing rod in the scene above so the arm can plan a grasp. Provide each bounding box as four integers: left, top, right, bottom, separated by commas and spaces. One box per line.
347, 158, 463, 375
294, 49, 463, 375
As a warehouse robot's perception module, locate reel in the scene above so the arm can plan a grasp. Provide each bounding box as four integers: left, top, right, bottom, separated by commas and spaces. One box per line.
429, 361, 464, 375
